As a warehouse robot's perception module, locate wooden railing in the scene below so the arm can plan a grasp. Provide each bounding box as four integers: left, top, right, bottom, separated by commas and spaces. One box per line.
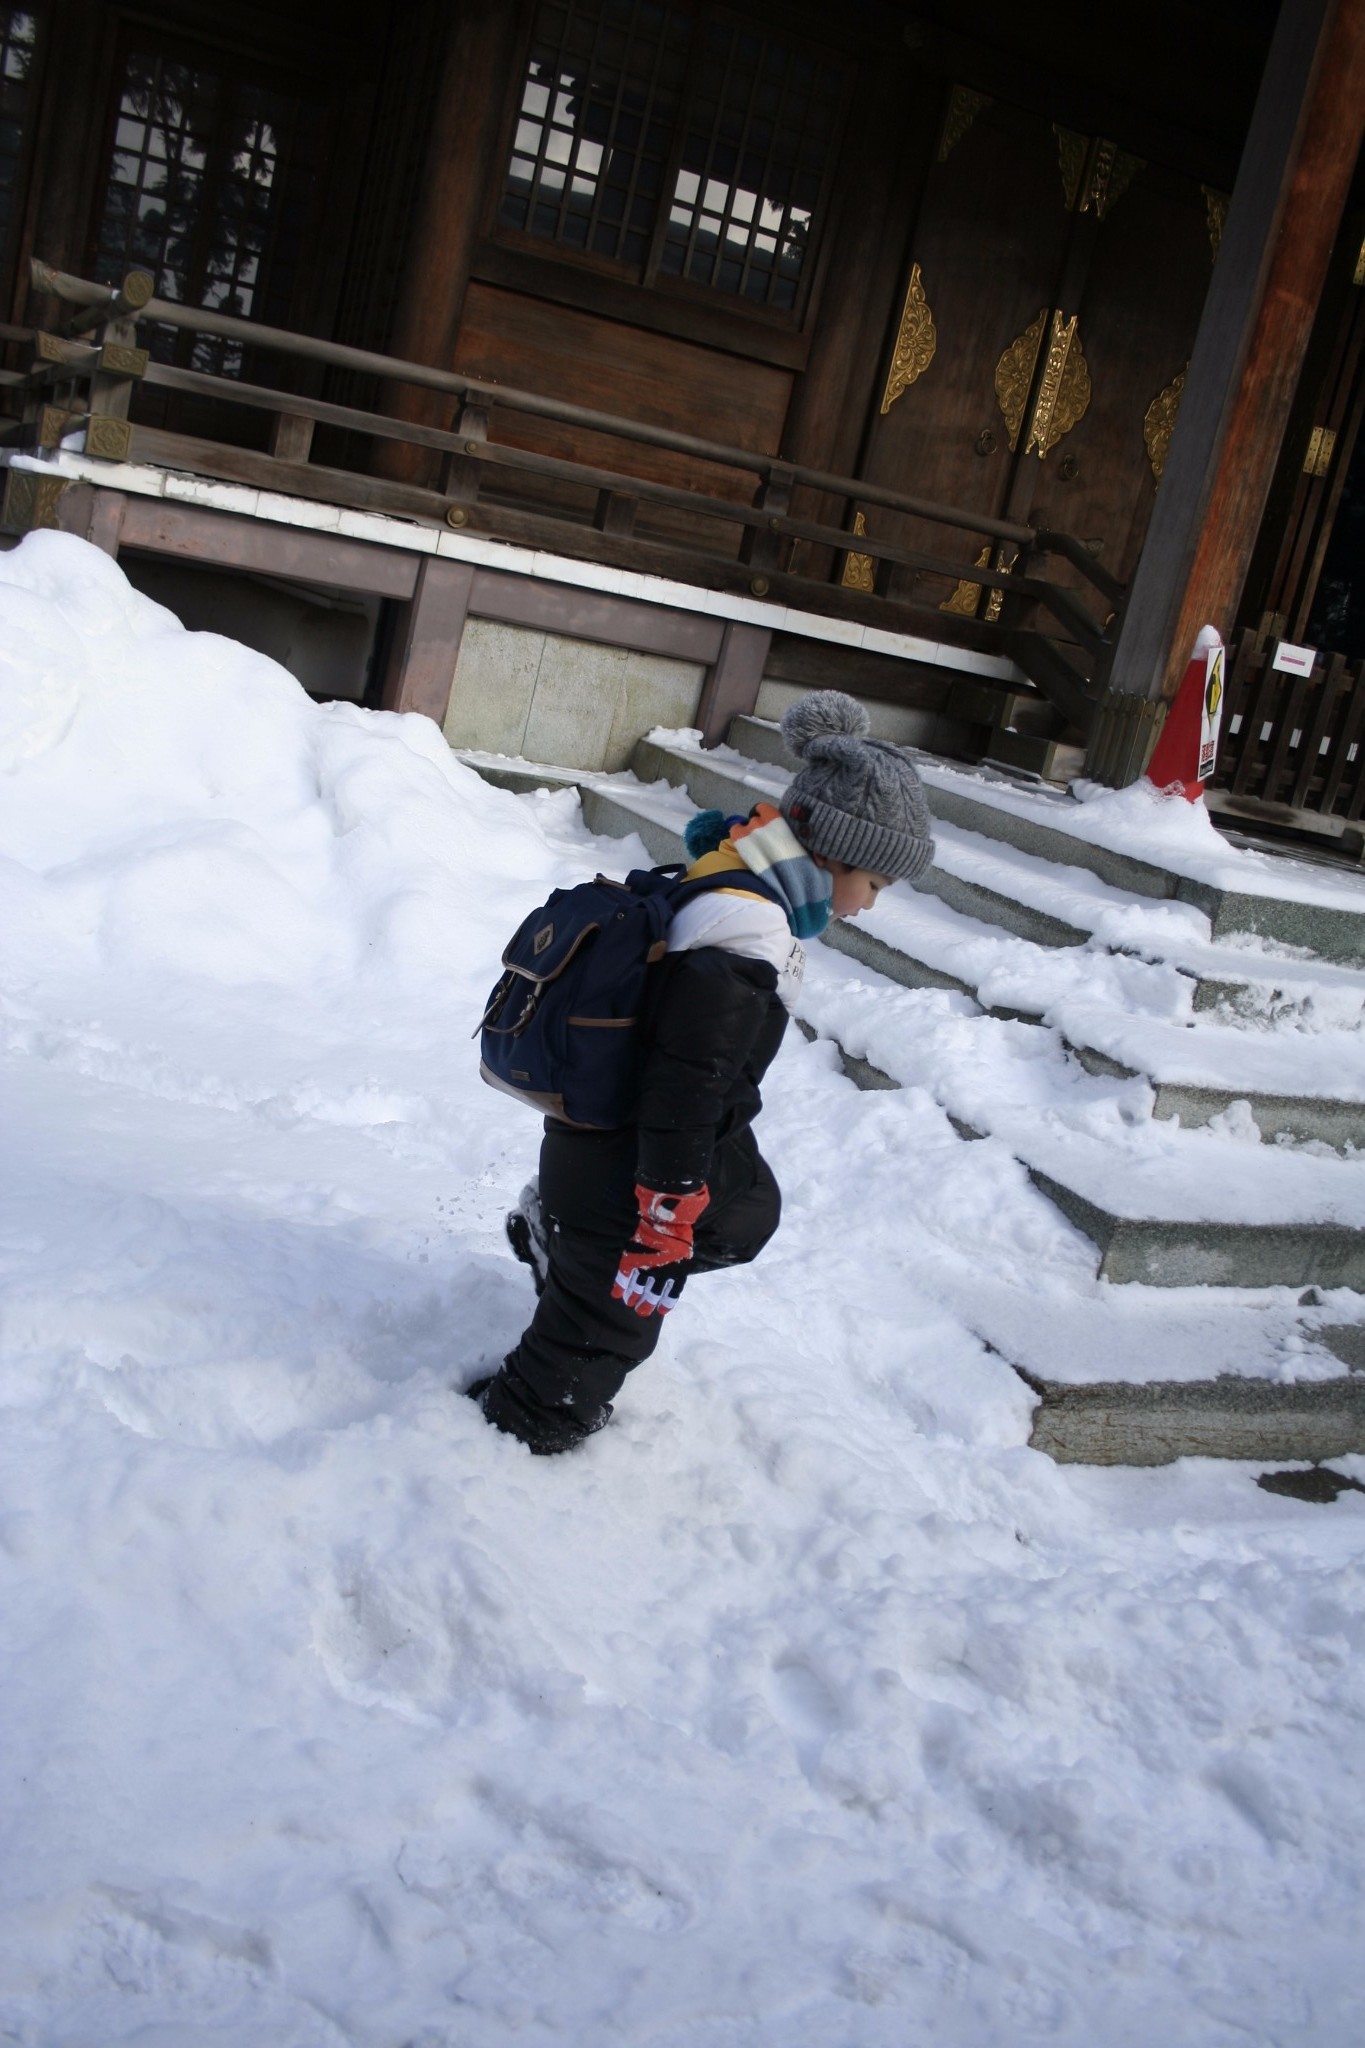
3, 262, 1125, 727
1216, 626, 1365, 827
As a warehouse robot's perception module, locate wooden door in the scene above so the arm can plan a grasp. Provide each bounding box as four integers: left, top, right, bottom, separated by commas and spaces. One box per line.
852, 91, 1072, 597
849, 85, 1216, 636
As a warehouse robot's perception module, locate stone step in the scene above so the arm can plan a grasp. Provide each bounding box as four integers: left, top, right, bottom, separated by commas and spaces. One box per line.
1024, 1162, 1365, 1290
793, 985, 1365, 1284
728, 714, 1365, 965
1024, 1370, 1365, 1466
982, 729, 1087, 782
1065, 1036, 1365, 1151
803, 968, 1365, 1152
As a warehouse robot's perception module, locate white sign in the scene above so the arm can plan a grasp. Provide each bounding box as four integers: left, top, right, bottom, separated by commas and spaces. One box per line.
1272, 641, 1317, 676
1198, 642, 1225, 783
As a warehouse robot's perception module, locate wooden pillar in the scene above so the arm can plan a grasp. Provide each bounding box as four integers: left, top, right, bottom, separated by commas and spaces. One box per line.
695, 622, 771, 748
377, 1, 524, 485
13, 0, 111, 323
1103, 0, 1365, 711
381, 557, 475, 726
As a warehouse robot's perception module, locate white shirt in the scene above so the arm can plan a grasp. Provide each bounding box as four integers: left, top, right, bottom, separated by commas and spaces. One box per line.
667, 888, 805, 1010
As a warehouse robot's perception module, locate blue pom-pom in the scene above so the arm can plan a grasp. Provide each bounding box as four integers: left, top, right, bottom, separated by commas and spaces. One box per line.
684, 808, 730, 859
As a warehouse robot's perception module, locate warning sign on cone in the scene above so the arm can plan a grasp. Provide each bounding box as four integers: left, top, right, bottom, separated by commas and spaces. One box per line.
1143, 625, 1225, 802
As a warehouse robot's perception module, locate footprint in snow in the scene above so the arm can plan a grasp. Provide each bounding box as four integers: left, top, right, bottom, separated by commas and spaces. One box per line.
767, 1655, 844, 1779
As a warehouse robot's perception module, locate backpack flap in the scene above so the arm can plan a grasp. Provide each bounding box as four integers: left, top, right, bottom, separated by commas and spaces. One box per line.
478, 872, 681, 1127
481, 897, 603, 1042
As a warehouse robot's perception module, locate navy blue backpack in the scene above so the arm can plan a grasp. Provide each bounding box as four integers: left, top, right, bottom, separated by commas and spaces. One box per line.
477, 862, 777, 1129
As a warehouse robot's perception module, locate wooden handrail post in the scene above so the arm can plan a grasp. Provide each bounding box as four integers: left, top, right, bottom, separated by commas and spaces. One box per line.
740, 464, 794, 574
594, 489, 638, 537
438, 396, 487, 527
995, 539, 1045, 637
269, 413, 315, 464
85, 301, 149, 463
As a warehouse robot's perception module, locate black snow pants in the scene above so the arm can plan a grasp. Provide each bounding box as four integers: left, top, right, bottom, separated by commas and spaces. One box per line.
489, 1118, 780, 1450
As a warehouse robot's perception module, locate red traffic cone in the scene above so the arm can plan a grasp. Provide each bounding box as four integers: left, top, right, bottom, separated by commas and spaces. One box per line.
1143, 626, 1226, 801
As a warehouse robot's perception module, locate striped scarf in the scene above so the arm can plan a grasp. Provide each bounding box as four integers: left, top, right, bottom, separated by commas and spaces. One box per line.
728, 804, 832, 939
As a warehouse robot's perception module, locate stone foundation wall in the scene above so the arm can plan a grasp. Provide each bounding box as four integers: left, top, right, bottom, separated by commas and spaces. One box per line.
442, 618, 705, 772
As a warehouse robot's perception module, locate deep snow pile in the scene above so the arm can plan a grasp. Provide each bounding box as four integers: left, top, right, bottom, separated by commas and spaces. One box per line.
1, 532, 1363, 2048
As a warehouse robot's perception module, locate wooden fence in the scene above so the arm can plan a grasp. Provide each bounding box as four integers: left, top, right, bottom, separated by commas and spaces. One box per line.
1218, 627, 1365, 823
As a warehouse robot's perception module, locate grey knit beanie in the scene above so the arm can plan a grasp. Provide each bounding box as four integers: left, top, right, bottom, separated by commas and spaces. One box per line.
778, 690, 934, 884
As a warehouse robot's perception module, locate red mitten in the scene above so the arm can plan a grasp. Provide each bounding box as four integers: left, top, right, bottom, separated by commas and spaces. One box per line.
611, 1183, 710, 1315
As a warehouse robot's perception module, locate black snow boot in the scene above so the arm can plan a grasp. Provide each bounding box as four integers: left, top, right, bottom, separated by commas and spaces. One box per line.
466, 1360, 611, 1456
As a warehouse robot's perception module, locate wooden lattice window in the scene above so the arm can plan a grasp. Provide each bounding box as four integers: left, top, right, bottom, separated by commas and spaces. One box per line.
0, 7, 39, 278
501, 0, 691, 265
499, 0, 844, 313
658, 15, 842, 308
91, 45, 327, 375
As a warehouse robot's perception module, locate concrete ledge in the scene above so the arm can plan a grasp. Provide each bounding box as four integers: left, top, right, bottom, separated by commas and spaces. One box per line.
919, 865, 1090, 949
1188, 884, 1365, 959
632, 734, 781, 817
1318, 1324, 1365, 1370
1029, 1168, 1365, 1289
1067, 1043, 1365, 1151
794, 1019, 899, 1091
579, 789, 685, 866
459, 758, 584, 797
1026, 1370, 1365, 1465
727, 716, 793, 769
819, 918, 980, 1001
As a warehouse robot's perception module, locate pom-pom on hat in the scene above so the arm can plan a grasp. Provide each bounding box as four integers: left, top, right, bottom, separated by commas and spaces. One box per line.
778, 689, 934, 884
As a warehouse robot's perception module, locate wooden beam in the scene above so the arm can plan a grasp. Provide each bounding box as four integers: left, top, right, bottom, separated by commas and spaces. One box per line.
904, 19, 1250, 193
1105, 0, 1365, 709
52, 479, 124, 552
382, 557, 474, 725
466, 569, 724, 664
696, 622, 771, 747
115, 495, 420, 599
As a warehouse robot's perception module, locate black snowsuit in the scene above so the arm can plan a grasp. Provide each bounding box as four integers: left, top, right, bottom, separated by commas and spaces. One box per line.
484, 940, 789, 1451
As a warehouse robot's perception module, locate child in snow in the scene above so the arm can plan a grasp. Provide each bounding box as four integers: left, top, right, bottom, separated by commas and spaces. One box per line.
468, 689, 934, 1454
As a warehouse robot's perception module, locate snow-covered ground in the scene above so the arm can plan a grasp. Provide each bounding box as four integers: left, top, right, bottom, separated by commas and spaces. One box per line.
2, 533, 1363, 2047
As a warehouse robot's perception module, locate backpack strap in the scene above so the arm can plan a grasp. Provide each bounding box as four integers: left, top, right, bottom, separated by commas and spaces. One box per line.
669, 864, 789, 918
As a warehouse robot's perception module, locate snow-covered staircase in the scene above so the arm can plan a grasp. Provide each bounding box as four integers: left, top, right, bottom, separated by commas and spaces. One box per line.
456, 719, 1365, 1466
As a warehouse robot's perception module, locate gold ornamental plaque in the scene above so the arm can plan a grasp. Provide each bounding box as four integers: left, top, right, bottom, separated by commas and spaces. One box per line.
879, 264, 937, 414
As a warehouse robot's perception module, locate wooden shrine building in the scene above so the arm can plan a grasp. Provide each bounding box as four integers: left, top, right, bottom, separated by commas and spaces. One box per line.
2, 0, 1364, 851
